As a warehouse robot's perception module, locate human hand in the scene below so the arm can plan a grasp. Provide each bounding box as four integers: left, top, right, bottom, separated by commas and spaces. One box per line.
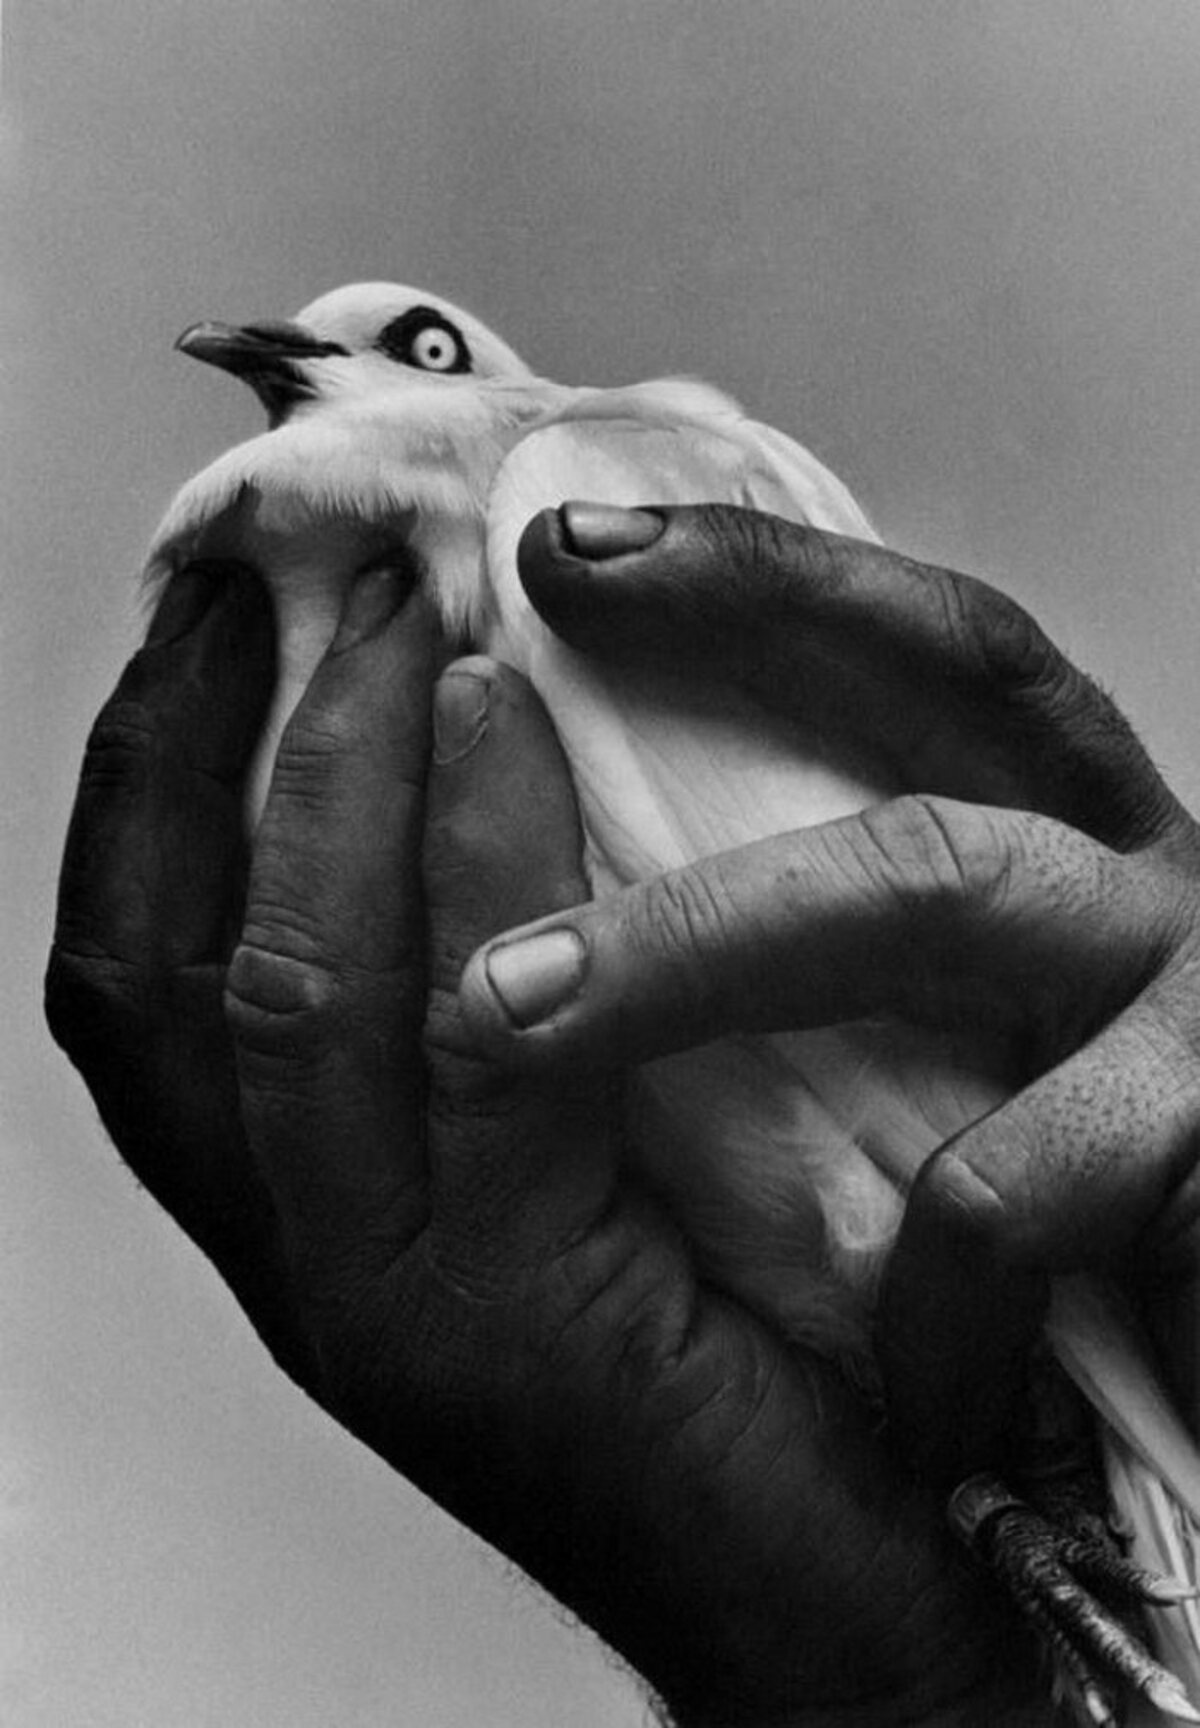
45, 558, 1046, 1726
462, 502, 1200, 1485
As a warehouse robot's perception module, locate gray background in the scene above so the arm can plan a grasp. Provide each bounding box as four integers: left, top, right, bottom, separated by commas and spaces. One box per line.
6, 3, 1200, 1723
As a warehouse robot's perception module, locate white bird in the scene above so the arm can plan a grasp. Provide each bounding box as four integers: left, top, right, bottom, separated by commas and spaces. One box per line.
147, 280, 1200, 1724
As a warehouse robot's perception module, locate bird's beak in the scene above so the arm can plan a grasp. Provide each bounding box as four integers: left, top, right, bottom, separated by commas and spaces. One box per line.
174, 320, 349, 423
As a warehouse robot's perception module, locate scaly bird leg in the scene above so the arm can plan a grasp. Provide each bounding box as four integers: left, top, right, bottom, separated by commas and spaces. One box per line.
951, 1473, 1199, 1724
947, 1351, 1200, 1724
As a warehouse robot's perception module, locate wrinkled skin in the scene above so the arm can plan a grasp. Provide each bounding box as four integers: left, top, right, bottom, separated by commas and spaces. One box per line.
479, 508, 1200, 1478
46, 507, 1200, 1725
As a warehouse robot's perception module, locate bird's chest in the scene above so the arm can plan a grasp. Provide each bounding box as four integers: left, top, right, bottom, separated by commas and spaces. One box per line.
189, 486, 421, 686
186, 486, 417, 595
178, 487, 427, 823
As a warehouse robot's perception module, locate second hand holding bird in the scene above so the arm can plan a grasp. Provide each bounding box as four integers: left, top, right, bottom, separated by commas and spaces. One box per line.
463, 503, 1200, 1724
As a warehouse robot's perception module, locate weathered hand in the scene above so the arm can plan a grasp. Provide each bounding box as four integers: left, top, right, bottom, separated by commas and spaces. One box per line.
45, 559, 1046, 1727
466, 502, 1200, 1484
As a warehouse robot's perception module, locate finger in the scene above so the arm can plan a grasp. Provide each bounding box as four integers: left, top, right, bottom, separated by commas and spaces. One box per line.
226, 566, 442, 1278
50, 563, 272, 972
421, 676, 1039, 1715
421, 657, 622, 1280
459, 795, 1168, 1074
878, 998, 1200, 1485
517, 503, 1186, 853
45, 566, 288, 1298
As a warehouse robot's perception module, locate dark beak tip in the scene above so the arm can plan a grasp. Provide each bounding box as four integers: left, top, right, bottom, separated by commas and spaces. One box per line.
174, 322, 241, 366
172, 319, 348, 368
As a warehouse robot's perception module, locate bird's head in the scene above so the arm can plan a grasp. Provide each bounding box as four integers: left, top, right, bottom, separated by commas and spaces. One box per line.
175, 281, 533, 426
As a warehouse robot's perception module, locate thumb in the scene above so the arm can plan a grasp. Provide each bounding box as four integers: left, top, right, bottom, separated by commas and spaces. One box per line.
517, 503, 1185, 852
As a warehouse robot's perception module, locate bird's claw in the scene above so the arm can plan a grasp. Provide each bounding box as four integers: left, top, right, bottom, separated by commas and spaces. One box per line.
949, 1474, 1200, 1725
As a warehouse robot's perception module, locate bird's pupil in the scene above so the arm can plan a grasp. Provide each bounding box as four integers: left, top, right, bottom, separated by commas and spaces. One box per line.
375, 307, 472, 373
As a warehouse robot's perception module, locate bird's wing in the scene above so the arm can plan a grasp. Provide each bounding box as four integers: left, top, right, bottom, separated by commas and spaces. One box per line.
532, 377, 879, 536
485, 386, 1200, 1675
484, 379, 893, 887
482, 383, 991, 1359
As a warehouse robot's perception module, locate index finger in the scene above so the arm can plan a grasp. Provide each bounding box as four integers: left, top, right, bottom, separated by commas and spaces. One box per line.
518, 504, 1187, 854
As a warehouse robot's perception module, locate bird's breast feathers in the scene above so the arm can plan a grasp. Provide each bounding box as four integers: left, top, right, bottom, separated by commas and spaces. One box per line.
144, 369, 835, 621
147, 375, 554, 582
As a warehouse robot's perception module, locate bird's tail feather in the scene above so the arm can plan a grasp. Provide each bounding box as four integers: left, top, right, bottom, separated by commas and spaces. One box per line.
1106, 1436, 1200, 1709
1049, 1278, 1200, 1707
1048, 1279, 1200, 1526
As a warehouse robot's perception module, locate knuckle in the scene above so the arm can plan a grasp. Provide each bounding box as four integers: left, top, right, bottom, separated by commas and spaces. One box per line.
44, 946, 142, 1059
224, 938, 343, 1059
78, 698, 161, 789
422, 984, 501, 1094
1049, 677, 1181, 845
854, 794, 1020, 920
692, 500, 758, 563
78, 682, 245, 805
265, 728, 346, 805
912, 1143, 1025, 1269
226, 929, 424, 1074
945, 571, 1053, 690
533, 1210, 696, 1395
627, 865, 738, 1002
266, 708, 379, 806
533, 1217, 787, 1499
943, 575, 1179, 846
423, 799, 500, 898
942, 568, 1103, 723
421, 984, 459, 1065
692, 503, 815, 611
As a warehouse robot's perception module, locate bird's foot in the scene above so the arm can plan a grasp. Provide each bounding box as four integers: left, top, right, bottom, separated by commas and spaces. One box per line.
950, 1473, 1200, 1725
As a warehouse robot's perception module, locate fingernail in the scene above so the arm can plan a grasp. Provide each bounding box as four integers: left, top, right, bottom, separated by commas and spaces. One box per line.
331, 566, 412, 651
1142, 1576, 1200, 1604
145, 564, 227, 644
560, 501, 664, 560
433, 670, 490, 763
485, 929, 587, 1028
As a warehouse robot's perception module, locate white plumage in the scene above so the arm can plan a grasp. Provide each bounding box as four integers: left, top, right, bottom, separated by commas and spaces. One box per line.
147, 281, 1200, 1718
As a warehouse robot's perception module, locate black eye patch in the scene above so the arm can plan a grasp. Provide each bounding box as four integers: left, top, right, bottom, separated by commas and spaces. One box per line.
375, 307, 472, 373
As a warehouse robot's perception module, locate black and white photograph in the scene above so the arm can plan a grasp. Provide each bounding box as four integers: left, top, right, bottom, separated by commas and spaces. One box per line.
7, 6, 1200, 1724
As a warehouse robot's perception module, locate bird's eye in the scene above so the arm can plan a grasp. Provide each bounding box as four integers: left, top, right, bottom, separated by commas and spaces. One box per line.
410, 327, 459, 371
376, 308, 471, 374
